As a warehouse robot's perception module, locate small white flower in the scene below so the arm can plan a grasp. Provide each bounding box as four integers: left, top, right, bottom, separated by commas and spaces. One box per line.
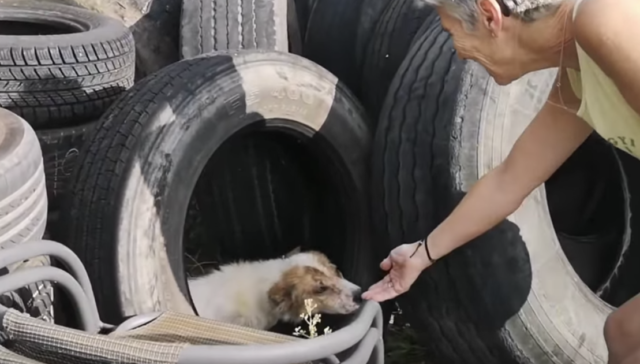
292, 298, 333, 339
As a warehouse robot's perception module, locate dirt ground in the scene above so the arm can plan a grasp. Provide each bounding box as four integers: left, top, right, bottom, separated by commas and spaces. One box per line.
48, 0, 182, 79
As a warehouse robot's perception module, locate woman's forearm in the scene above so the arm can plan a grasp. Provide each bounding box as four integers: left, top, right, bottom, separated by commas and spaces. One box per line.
426, 165, 525, 260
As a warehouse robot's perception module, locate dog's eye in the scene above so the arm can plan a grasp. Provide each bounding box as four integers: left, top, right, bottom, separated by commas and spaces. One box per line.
314, 285, 329, 294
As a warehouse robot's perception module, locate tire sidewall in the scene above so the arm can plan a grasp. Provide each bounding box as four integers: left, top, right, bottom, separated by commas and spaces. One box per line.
113, 53, 373, 317
0, 0, 127, 48
455, 62, 611, 362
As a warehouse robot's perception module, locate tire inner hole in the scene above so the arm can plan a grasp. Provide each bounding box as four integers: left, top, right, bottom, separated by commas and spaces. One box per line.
545, 134, 628, 306
0, 20, 82, 36
182, 124, 351, 334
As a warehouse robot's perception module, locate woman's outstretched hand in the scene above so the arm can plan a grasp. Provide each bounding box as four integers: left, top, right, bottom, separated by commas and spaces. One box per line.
361, 241, 433, 302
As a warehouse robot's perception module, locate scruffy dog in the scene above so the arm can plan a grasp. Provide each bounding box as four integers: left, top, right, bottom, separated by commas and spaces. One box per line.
188, 251, 362, 330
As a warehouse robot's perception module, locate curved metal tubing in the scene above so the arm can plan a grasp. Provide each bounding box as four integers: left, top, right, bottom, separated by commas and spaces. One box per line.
177, 300, 383, 364
340, 328, 381, 364
0, 266, 100, 333
0, 240, 98, 314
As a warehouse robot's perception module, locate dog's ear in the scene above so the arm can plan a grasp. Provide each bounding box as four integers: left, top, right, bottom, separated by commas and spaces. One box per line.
268, 275, 295, 314
284, 246, 301, 258
268, 266, 312, 316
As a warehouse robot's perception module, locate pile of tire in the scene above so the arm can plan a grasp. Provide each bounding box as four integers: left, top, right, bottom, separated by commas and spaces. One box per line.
43, 0, 378, 326
4, 0, 637, 363
0, 0, 135, 322
303, 1, 640, 363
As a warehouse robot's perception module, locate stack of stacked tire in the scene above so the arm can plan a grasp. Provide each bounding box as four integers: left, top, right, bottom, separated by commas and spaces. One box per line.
0, 0, 136, 224
56, 0, 377, 327
4, 1, 635, 363
0, 0, 134, 322
0, 108, 49, 321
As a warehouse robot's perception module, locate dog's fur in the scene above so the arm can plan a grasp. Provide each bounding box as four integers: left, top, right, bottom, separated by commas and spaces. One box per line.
188, 251, 362, 330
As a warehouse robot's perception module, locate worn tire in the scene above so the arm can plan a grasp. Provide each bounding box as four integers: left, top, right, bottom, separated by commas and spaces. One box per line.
0, 0, 135, 128
360, 0, 436, 122
36, 122, 97, 211
303, 0, 365, 96
62, 51, 374, 323
0, 108, 51, 321
371, 20, 620, 364
291, 0, 314, 47
354, 0, 391, 71
180, 0, 288, 58
600, 150, 640, 307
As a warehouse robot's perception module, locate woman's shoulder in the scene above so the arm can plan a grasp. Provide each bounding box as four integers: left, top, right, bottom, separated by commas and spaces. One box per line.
573, 0, 634, 48
572, 0, 640, 110
573, 0, 634, 19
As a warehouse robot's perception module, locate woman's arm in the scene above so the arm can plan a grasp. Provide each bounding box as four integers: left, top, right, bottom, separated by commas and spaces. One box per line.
426, 73, 593, 261
574, 0, 640, 115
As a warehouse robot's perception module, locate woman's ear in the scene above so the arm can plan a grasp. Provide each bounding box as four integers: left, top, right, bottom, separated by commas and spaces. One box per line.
477, 0, 503, 36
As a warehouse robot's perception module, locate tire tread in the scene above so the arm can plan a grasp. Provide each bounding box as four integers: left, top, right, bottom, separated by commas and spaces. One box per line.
0, 3, 135, 128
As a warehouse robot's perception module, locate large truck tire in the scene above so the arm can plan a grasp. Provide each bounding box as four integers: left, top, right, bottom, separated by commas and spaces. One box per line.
360, 0, 436, 123
0, 108, 51, 322
62, 51, 375, 323
0, 0, 135, 128
303, 0, 365, 96
371, 19, 632, 364
36, 122, 97, 211
354, 0, 390, 73
180, 0, 289, 58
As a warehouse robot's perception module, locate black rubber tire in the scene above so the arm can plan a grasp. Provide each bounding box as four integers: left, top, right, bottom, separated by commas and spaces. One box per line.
0, 0, 135, 129
179, 0, 288, 58
354, 0, 391, 73
600, 150, 640, 307
36, 122, 97, 211
303, 0, 365, 96
62, 50, 375, 323
291, 0, 314, 46
0, 108, 52, 322
287, 0, 303, 55
360, 0, 436, 122
371, 19, 618, 364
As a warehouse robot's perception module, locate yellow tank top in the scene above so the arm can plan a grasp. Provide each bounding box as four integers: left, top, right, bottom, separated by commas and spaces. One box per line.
566, 0, 640, 159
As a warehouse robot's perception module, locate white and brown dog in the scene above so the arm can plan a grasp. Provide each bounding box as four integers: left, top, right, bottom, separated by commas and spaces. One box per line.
187, 251, 362, 330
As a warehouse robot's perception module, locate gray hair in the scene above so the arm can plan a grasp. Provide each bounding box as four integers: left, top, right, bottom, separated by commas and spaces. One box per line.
425, 0, 563, 28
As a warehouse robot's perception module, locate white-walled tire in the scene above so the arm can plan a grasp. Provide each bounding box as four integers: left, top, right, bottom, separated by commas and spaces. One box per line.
370, 18, 630, 364
61, 51, 375, 324
0, 108, 51, 321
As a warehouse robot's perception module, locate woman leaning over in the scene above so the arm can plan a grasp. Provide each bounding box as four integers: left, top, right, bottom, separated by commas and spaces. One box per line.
362, 0, 640, 363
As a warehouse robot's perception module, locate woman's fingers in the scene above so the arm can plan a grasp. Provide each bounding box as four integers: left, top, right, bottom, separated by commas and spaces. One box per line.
362, 275, 392, 300
363, 284, 398, 302
366, 275, 390, 292
380, 257, 392, 271
375, 287, 399, 302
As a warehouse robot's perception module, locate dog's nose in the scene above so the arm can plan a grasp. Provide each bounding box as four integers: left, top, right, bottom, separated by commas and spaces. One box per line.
352, 288, 363, 304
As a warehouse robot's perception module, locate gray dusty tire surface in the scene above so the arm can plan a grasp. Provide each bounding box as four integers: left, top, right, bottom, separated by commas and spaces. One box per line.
303, 0, 365, 96
180, 0, 288, 58
360, 0, 436, 122
354, 0, 389, 76
371, 19, 613, 364
291, 0, 314, 49
36, 122, 97, 211
0, 108, 51, 322
62, 51, 375, 323
0, 0, 135, 128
